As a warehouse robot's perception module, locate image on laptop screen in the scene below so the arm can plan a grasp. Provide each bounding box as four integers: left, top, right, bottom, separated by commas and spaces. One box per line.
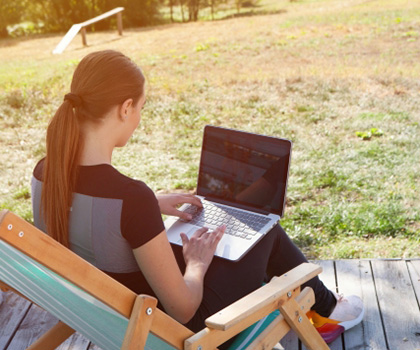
197, 126, 291, 217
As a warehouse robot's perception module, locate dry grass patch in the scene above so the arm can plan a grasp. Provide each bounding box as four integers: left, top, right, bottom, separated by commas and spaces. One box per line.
1, 0, 419, 258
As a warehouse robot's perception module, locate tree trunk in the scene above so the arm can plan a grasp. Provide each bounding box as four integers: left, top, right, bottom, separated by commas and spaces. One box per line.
236, 0, 241, 14
188, 0, 200, 21
179, 0, 185, 22
170, 0, 174, 22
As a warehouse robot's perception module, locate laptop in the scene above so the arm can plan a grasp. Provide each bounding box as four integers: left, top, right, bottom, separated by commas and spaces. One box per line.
165, 125, 292, 261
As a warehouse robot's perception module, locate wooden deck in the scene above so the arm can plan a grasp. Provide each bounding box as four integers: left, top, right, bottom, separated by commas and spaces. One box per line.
0, 259, 419, 350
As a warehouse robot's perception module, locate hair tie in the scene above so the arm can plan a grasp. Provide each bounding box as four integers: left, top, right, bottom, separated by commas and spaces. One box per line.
64, 93, 83, 107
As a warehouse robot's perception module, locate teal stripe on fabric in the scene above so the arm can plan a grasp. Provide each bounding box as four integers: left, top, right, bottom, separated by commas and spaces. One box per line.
0, 240, 175, 350
227, 310, 280, 350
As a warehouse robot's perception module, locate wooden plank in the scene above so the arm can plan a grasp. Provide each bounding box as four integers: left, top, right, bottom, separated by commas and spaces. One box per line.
371, 260, 420, 349
302, 260, 343, 350
246, 288, 316, 350
56, 332, 91, 350
279, 288, 329, 350
0, 290, 31, 350
81, 27, 87, 46
52, 7, 124, 54
407, 260, 420, 307
6, 304, 59, 350
80, 7, 124, 27
282, 261, 339, 350
3, 259, 418, 350
27, 321, 75, 350
121, 295, 158, 350
335, 260, 387, 350
279, 262, 336, 349
317, 260, 343, 350
317, 260, 337, 292
206, 263, 322, 331
278, 330, 298, 350
0, 291, 90, 350
117, 12, 123, 35
52, 24, 82, 54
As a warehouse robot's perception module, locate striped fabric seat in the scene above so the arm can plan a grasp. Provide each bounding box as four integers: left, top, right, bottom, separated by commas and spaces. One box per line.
0, 210, 329, 350
0, 240, 173, 350
0, 239, 282, 350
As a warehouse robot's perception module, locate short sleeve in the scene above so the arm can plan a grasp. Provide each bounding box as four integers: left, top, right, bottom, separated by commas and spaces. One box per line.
120, 181, 165, 249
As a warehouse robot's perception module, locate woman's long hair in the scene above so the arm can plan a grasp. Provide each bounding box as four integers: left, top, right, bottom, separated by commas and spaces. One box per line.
42, 50, 145, 246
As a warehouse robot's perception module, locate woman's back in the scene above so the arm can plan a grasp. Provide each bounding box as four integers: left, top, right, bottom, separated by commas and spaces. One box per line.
32, 158, 163, 295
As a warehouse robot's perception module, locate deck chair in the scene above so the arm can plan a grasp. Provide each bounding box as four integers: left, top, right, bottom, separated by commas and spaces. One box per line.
0, 209, 330, 350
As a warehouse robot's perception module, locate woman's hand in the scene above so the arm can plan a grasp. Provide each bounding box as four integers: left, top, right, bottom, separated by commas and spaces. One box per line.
156, 193, 202, 220
181, 225, 225, 273
133, 225, 225, 324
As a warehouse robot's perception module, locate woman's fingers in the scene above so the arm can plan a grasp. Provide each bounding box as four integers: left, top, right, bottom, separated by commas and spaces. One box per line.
181, 194, 203, 208
159, 194, 203, 220
180, 232, 189, 246
181, 225, 226, 269
192, 227, 209, 237
208, 225, 226, 246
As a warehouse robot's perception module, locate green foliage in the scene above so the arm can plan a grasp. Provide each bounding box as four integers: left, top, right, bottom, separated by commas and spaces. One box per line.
122, 0, 162, 28
195, 43, 210, 52
1, 0, 419, 259
3, 0, 162, 37
356, 128, 384, 140
7, 21, 44, 37
0, 0, 26, 37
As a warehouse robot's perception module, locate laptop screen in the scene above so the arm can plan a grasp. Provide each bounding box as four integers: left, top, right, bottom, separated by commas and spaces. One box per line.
197, 125, 292, 217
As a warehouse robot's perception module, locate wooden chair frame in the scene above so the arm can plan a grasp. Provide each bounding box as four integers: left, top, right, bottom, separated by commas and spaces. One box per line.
0, 210, 330, 350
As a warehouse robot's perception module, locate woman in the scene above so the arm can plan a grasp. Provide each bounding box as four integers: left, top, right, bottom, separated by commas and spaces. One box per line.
31, 50, 363, 345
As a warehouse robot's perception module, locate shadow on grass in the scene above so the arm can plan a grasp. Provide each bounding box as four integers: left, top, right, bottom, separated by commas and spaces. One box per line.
218, 8, 287, 21
0, 6, 287, 52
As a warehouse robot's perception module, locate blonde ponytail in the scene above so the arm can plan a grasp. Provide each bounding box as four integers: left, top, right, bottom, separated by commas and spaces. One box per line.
41, 50, 145, 247
42, 101, 81, 246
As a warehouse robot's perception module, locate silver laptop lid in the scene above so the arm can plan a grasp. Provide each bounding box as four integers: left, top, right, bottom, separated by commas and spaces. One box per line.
197, 125, 292, 217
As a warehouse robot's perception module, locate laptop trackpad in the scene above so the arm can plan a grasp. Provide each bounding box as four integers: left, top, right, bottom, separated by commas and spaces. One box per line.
169, 221, 236, 260
176, 225, 200, 244
181, 226, 233, 259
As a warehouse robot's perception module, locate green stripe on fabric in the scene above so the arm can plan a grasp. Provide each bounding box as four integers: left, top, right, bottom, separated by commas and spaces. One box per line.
0, 240, 175, 350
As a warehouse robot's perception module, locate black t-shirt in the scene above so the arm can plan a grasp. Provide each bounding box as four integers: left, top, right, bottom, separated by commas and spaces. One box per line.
32, 158, 164, 295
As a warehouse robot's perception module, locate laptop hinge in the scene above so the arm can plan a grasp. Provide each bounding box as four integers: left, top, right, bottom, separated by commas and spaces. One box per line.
204, 197, 271, 215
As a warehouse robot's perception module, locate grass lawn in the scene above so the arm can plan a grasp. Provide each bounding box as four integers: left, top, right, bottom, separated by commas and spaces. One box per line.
0, 0, 419, 259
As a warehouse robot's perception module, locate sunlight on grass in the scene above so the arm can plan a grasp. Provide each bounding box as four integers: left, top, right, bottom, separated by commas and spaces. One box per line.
1, 0, 419, 259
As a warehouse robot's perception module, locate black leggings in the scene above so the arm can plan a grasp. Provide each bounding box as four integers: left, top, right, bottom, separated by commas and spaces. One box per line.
171, 224, 337, 334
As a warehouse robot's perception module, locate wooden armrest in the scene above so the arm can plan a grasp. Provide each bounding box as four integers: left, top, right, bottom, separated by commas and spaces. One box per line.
205, 263, 322, 330
185, 287, 318, 350
0, 280, 11, 292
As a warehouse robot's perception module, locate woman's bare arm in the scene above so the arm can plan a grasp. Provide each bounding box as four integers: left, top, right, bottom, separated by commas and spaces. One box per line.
133, 226, 224, 324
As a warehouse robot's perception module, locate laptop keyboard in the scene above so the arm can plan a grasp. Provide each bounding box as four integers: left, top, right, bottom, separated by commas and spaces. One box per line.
181, 200, 271, 240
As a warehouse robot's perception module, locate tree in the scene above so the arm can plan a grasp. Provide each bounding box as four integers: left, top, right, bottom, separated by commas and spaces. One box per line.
169, 0, 174, 22
179, 0, 186, 22
235, 0, 243, 14
188, 0, 200, 21
0, 0, 26, 37
118, 0, 162, 28
4, 0, 162, 36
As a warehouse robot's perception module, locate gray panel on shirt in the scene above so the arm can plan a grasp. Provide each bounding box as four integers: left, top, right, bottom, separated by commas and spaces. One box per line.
70, 193, 139, 273
31, 177, 139, 274
31, 176, 47, 233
